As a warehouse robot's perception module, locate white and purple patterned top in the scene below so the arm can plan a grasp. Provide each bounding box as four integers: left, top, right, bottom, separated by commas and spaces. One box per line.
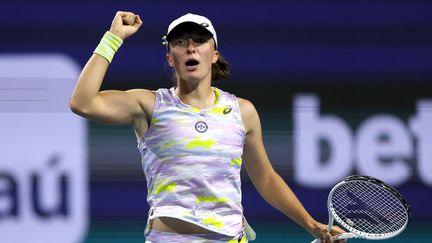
137, 87, 246, 236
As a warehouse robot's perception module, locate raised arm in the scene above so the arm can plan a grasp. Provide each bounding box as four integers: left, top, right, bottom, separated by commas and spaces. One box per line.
238, 98, 346, 243
69, 11, 154, 128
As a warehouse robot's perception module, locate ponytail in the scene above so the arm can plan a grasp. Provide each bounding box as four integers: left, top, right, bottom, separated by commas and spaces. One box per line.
211, 54, 230, 81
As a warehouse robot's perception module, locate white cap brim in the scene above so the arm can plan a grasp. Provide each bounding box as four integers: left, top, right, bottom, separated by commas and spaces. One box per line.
166, 13, 218, 47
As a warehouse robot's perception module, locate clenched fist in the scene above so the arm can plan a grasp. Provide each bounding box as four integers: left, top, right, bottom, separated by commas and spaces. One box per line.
109, 11, 142, 40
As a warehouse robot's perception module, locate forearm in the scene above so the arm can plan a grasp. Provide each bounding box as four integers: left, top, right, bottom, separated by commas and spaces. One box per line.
255, 171, 318, 232
71, 11, 140, 112
70, 54, 109, 110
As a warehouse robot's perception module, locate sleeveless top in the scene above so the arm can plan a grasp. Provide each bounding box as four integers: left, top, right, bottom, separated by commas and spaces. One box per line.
137, 87, 246, 236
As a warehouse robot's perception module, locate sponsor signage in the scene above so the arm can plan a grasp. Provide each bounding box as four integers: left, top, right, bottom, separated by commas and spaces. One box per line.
293, 94, 432, 187
0, 54, 88, 243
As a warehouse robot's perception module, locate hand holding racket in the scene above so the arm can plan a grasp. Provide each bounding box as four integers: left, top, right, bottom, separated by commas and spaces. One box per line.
311, 175, 411, 242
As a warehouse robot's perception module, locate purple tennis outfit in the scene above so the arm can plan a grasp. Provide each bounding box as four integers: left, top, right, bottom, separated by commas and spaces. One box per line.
138, 87, 255, 241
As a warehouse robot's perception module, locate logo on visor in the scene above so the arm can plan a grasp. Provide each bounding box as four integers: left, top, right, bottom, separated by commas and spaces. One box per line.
200, 23, 209, 27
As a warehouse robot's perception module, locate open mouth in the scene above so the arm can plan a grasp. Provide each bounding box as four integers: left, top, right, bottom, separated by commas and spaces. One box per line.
185, 58, 199, 66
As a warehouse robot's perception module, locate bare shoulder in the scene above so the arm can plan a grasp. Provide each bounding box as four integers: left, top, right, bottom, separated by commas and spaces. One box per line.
237, 97, 260, 133
125, 88, 156, 99
238, 97, 258, 117
126, 89, 156, 117
125, 89, 156, 138
126, 88, 156, 107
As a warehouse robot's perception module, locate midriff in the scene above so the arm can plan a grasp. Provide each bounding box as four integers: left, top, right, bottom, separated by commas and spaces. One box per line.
151, 216, 215, 234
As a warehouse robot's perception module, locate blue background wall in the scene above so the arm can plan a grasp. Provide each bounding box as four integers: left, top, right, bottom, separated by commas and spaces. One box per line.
1, 0, 431, 242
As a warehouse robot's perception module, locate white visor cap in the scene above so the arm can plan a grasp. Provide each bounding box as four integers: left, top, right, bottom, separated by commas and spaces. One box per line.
166, 13, 218, 47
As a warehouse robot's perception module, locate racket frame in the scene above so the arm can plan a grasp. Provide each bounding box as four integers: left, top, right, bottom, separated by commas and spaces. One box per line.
327, 175, 411, 240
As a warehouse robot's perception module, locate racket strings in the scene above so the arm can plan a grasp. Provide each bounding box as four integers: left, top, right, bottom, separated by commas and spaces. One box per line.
336, 184, 405, 233
331, 181, 408, 236
350, 183, 405, 225
334, 183, 405, 233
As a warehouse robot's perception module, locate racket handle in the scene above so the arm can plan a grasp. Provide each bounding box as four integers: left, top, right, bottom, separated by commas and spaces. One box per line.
310, 233, 357, 243
334, 232, 357, 240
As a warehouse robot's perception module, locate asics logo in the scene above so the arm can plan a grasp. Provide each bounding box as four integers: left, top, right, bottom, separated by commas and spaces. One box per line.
223, 105, 232, 115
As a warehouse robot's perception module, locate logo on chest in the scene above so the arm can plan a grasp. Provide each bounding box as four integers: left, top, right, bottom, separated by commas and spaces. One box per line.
223, 105, 232, 115
194, 121, 208, 133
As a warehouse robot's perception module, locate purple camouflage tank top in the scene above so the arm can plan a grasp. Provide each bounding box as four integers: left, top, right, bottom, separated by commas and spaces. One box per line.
137, 87, 246, 236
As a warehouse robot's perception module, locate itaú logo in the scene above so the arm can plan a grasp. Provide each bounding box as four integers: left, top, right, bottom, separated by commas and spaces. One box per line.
293, 94, 432, 188
0, 54, 88, 243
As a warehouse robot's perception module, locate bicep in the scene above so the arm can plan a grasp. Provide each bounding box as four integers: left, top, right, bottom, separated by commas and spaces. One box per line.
78, 89, 154, 125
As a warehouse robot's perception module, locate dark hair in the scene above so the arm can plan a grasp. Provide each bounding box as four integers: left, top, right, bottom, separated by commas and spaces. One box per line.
211, 53, 230, 81
167, 52, 231, 82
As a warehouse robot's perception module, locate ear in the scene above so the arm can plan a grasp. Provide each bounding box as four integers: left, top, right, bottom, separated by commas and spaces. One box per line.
166, 53, 174, 67
212, 50, 220, 64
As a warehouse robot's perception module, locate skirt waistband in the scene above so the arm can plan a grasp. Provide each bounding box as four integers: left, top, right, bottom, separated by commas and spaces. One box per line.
145, 229, 247, 243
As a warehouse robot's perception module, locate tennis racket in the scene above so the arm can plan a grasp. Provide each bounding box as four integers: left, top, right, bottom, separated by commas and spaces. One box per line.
311, 175, 411, 242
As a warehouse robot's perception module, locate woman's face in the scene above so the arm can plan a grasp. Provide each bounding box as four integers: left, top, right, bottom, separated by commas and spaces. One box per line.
166, 31, 219, 84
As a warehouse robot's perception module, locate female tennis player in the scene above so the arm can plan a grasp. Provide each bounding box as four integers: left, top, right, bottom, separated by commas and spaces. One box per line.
70, 11, 346, 243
